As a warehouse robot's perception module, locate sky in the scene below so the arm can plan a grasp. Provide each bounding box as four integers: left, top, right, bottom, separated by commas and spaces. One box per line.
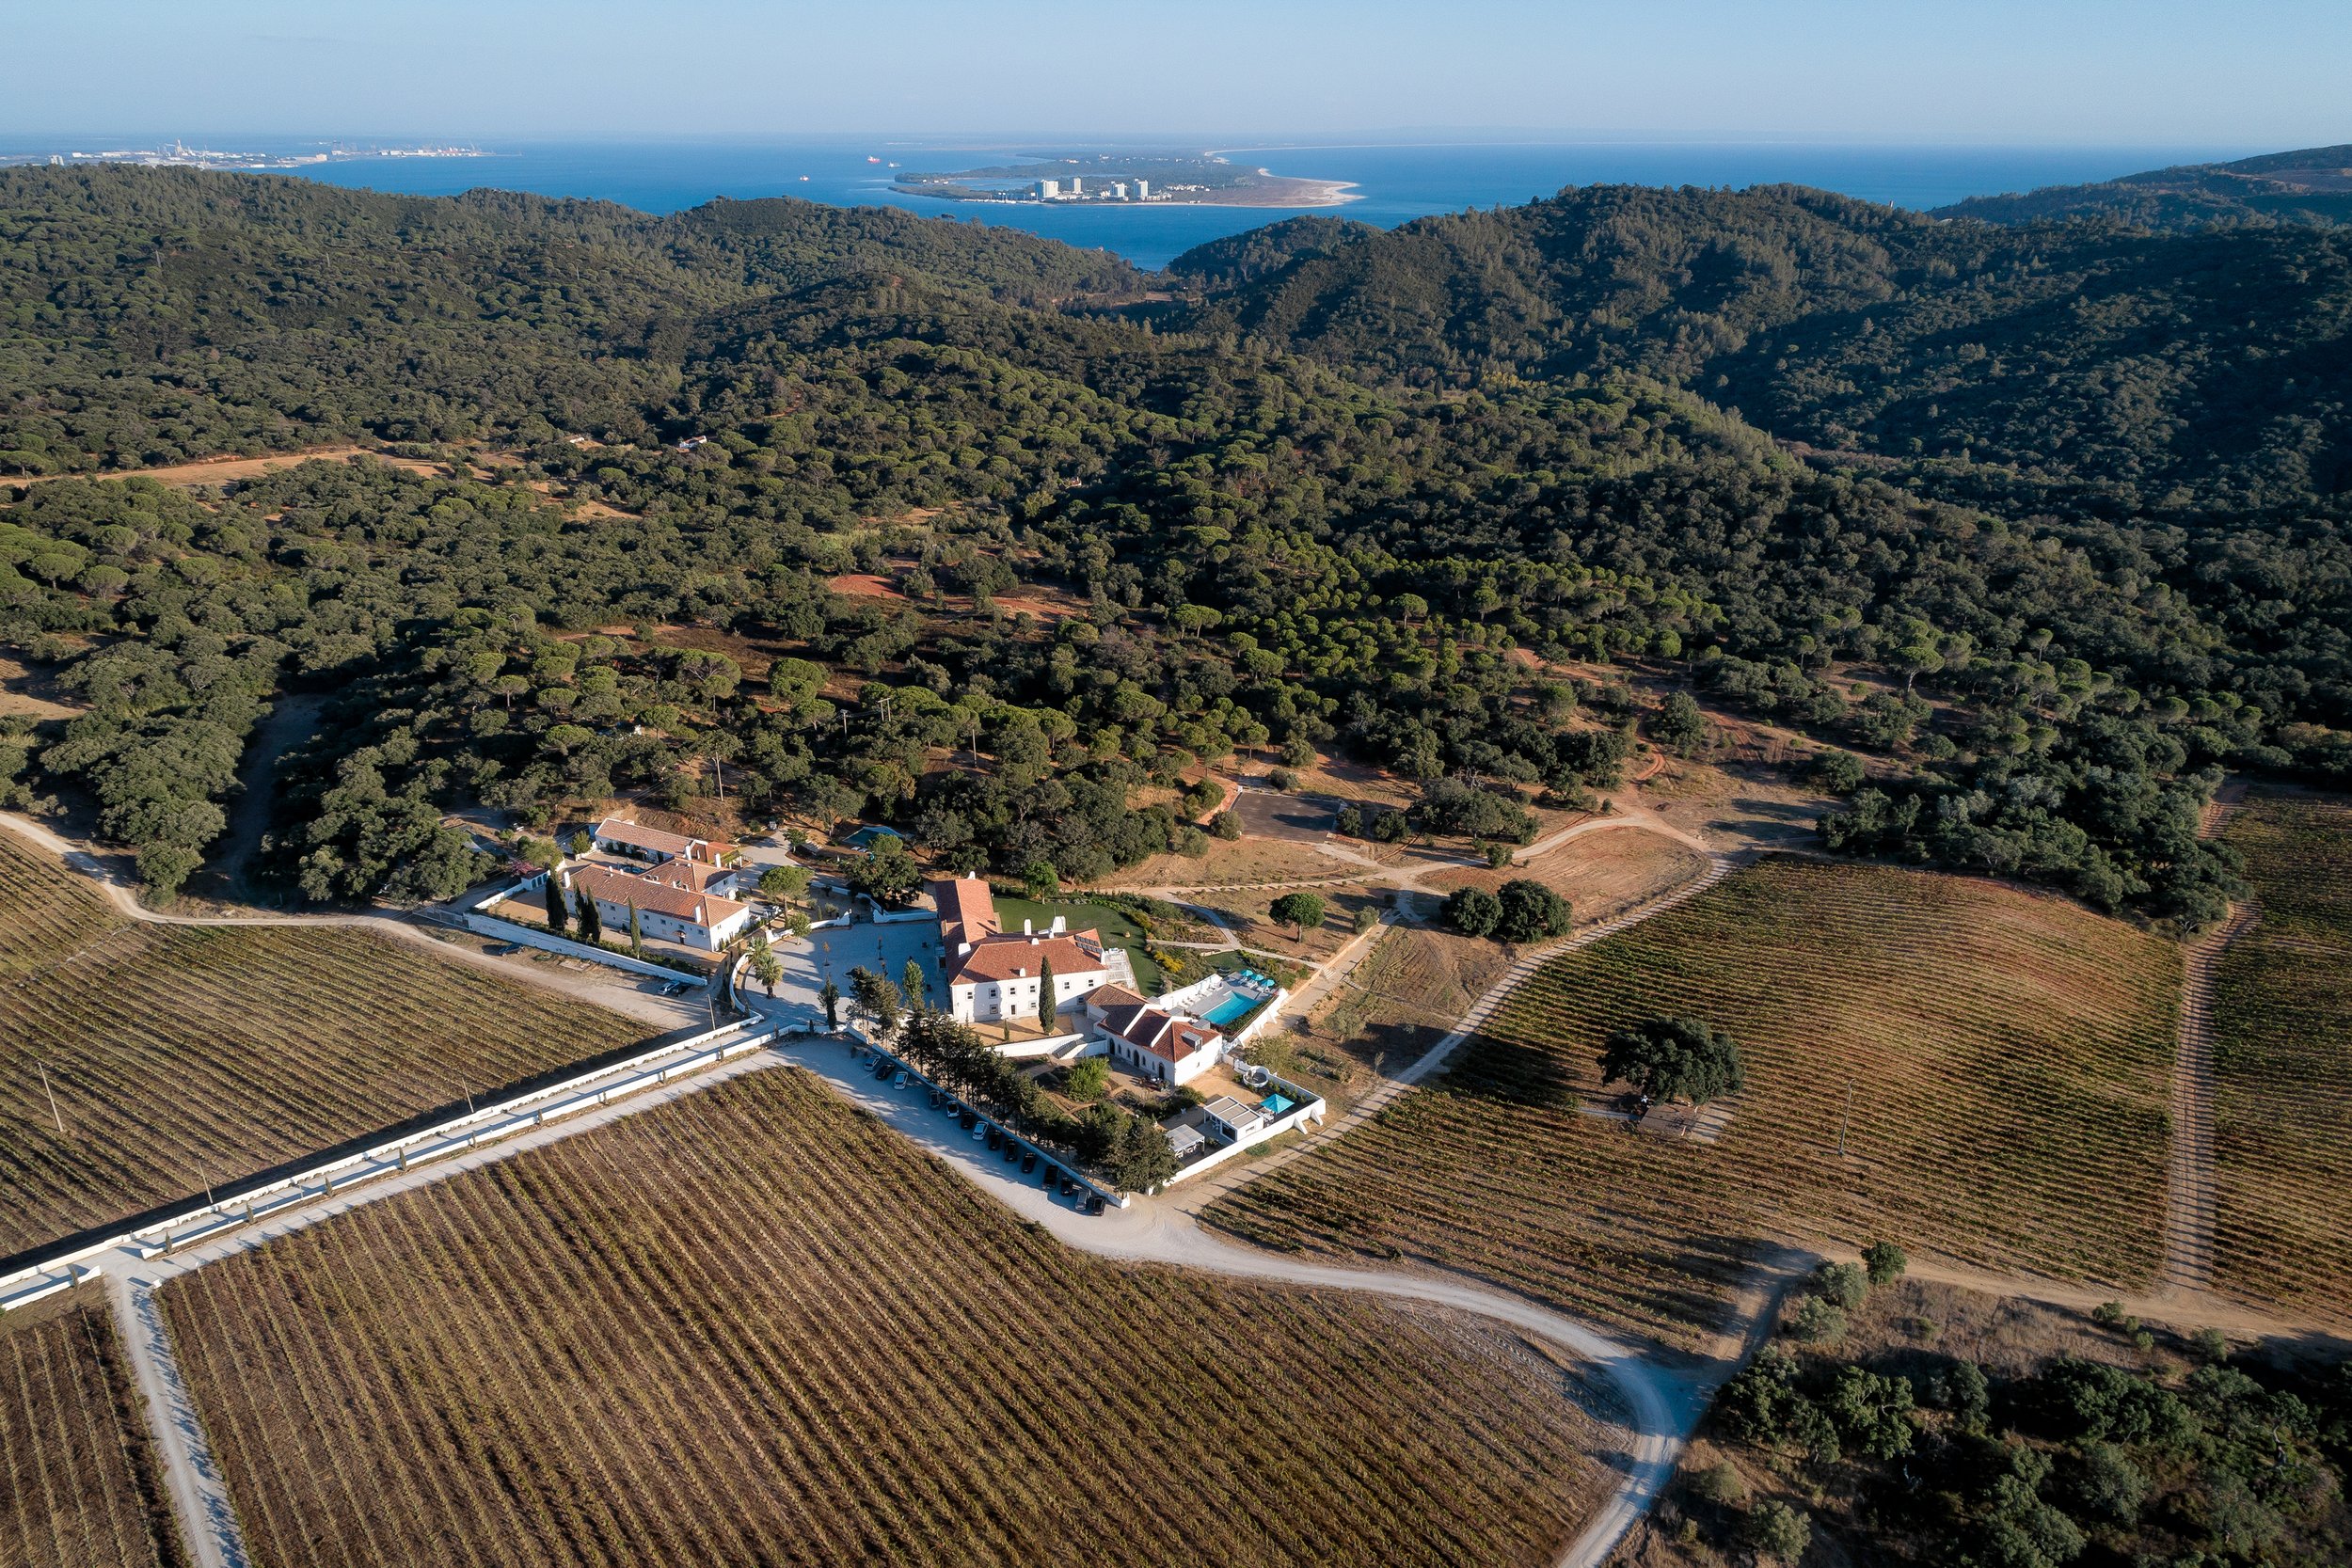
8, 0, 2350, 148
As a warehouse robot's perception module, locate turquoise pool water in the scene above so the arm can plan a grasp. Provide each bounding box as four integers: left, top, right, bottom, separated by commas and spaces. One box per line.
1201, 992, 1259, 1027
1262, 1093, 1297, 1117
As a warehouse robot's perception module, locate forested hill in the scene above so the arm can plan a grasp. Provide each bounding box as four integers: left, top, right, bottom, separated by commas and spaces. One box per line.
1161, 182, 2352, 513
0, 166, 1142, 475
1934, 144, 2352, 231
3, 163, 2350, 929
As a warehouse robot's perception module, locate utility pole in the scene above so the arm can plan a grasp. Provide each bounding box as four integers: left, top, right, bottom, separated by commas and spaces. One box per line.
34, 1059, 64, 1138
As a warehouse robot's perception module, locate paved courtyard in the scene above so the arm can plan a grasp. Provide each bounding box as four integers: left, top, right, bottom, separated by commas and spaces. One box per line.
750, 916, 946, 1029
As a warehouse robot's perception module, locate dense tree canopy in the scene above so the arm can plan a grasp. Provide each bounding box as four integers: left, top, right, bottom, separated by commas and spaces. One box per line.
3, 165, 2347, 926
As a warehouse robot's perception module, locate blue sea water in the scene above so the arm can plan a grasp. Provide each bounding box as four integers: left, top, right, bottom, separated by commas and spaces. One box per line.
63, 136, 2259, 271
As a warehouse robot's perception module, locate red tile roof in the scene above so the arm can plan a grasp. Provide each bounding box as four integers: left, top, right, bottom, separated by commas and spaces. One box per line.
594, 817, 700, 859
1100, 1006, 1222, 1064
569, 863, 747, 928
946, 931, 1105, 986
930, 878, 1000, 948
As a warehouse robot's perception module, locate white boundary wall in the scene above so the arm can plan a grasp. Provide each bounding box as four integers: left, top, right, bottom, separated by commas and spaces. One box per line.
0, 1022, 771, 1310
455, 909, 697, 981
1159, 1074, 1326, 1189
844, 1026, 1130, 1210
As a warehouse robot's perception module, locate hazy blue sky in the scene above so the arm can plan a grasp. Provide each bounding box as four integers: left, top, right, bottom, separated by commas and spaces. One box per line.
12, 0, 2350, 146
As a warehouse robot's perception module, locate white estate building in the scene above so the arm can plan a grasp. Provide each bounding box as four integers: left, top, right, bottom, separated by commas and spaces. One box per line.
934, 878, 1115, 1026
1086, 987, 1226, 1087
560, 860, 755, 951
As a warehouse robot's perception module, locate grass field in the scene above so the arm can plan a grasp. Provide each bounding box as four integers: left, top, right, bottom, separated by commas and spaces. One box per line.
988, 893, 1168, 990
1206, 859, 2183, 1354
0, 833, 643, 1256
163, 1069, 1613, 1568
0, 1292, 178, 1568
2212, 792, 2352, 1317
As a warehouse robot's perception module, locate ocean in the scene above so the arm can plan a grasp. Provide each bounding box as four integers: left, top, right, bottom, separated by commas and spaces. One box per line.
29, 136, 2252, 271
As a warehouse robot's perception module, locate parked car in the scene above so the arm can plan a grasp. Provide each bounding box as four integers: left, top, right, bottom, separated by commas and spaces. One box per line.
928, 1089, 942, 1109
984, 1126, 1003, 1150
1000, 1140, 1020, 1164
1038, 1164, 1057, 1188
893, 1071, 909, 1089
1085, 1194, 1106, 1216
1058, 1177, 1080, 1198
1020, 1150, 1038, 1174
970, 1122, 988, 1143
959, 1111, 977, 1132
659, 979, 691, 997
873, 1057, 894, 1080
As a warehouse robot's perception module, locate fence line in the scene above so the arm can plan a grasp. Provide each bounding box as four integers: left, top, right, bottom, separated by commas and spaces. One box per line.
0, 1021, 771, 1310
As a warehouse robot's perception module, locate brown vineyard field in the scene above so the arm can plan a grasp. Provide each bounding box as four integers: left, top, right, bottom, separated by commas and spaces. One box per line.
163, 1069, 1613, 1568
2212, 792, 2352, 1318
0, 1292, 179, 1568
1206, 859, 2182, 1355
0, 833, 640, 1256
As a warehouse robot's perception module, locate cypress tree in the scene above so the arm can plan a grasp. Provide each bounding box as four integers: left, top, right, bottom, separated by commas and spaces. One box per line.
543, 871, 569, 938
628, 899, 644, 960
579, 887, 603, 943
1037, 954, 1057, 1024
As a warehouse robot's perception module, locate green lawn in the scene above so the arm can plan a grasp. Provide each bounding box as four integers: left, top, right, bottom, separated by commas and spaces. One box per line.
988, 895, 1166, 993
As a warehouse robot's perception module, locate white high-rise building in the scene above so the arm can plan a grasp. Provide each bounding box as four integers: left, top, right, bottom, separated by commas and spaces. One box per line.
1134, 180, 1152, 200
1110, 182, 1128, 198
1036, 179, 1059, 199
1070, 176, 1083, 195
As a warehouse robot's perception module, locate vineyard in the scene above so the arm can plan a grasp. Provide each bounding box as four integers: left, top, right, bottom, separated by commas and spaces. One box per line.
0, 1292, 178, 1568
0, 833, 641, 1255
162, 1069, 1612, 1568
1207, 859, 2182, 1354
2211, 793, 2352, 1317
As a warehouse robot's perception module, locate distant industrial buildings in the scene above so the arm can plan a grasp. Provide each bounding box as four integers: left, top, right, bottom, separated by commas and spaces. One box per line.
1028, 173, 1159, 204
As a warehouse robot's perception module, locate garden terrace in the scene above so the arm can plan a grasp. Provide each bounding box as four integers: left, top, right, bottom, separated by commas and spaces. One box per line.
162, 1069, 1613, 1568
0, 834, 642, 1255
0, 1291, 178, 1568
1206, 859, 2181, 1354
2211, 792, 2352, 1319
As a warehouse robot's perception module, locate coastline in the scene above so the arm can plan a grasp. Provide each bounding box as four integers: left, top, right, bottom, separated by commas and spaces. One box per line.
894, 172, 1359, 210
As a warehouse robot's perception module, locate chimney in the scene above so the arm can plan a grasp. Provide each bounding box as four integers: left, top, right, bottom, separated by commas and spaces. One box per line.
1050, 915, 1066, 935
1023, 918, 1033, 935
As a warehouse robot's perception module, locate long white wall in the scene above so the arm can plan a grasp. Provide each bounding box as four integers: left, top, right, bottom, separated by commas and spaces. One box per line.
0, 1022, 771, 1310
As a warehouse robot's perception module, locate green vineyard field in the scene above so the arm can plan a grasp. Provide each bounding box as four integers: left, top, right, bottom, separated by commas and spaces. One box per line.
0, 1294, 177, 1568
0, 833, 641, 1255
2213, 793, 2352, 1317
1207, 859, 2182, 1354
163, 1069, 1612, 1568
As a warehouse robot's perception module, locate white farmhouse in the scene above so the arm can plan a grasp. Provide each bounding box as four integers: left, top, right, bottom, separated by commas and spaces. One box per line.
933, 878, 1114, 1026
563, 862, 755, 951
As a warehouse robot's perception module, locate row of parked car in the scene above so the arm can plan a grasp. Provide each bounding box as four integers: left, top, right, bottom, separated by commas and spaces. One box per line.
855, 1046, 1108, 1215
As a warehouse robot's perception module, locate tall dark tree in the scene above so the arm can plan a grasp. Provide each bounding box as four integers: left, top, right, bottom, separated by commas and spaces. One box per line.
1600, 1017, 1745, 1105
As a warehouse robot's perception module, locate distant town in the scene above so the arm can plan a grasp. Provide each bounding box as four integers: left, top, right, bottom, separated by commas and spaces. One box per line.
0, 139, 487, 172
894, 150, 1356, 209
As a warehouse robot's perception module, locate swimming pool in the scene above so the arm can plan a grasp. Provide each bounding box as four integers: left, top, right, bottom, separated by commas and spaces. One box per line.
1200, 990, 1260, 1027
1261, 1092, 1297, 1117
